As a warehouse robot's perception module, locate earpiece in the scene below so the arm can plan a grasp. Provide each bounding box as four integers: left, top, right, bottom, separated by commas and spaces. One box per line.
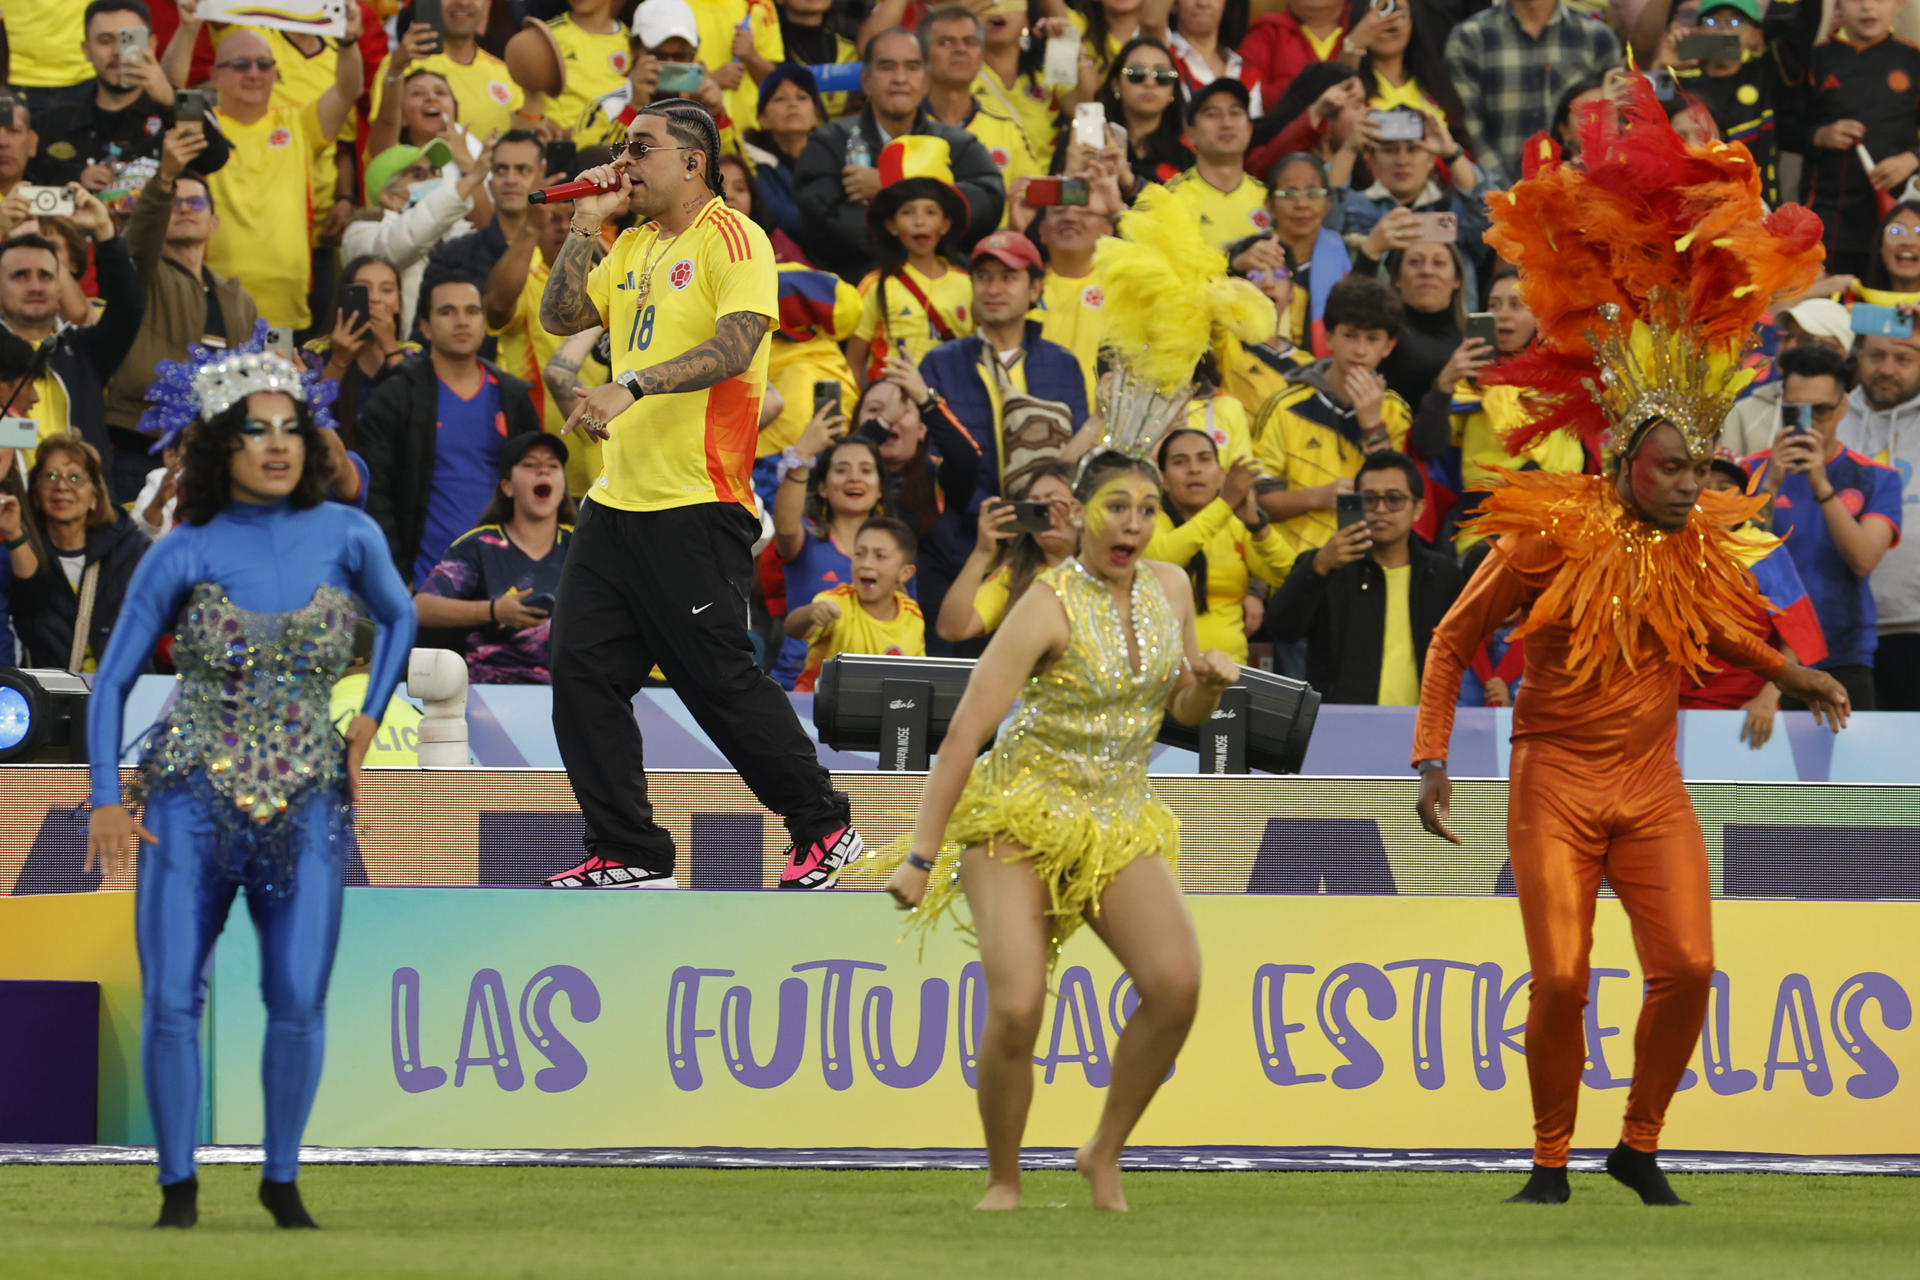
686, 156, 698, 172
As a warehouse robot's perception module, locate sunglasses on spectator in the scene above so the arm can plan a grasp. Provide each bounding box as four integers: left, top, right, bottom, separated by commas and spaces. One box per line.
37, 471, 91, 488
1121, 65, 1181, 86
1273, 186, 1331, 200
1361, 491, 1412, 511
1241, 267, 1291, 284
622, 139, 695, 161
173, 194, 211, 212
218, 57, 277, 72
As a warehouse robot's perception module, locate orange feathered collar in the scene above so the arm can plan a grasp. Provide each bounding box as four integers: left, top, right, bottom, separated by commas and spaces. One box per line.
1467, 470, 1773, 690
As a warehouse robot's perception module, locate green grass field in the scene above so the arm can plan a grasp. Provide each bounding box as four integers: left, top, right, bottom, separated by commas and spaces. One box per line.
4, 1166, 1916, 1279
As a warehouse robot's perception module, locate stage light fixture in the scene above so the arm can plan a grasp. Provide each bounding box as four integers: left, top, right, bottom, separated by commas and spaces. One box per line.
0, 668, 90, 764
813, 654, 1320, 774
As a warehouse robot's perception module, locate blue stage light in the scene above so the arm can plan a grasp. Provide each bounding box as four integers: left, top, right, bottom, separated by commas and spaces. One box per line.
0, 668, 89, 764
0, 684, 27, 752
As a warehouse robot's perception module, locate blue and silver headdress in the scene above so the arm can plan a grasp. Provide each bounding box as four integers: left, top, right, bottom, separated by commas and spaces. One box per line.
138, 320, 339, 454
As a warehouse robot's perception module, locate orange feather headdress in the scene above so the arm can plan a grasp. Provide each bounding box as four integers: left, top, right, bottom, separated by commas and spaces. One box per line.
1481, 78, 1826, 467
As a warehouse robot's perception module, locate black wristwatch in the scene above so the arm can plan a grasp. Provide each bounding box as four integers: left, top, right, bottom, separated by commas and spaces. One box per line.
617, 371, 645, 401
917, 391, 942, 417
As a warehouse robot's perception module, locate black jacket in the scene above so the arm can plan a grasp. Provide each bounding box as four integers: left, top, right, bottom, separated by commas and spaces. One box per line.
793, 109, 1007, 282
11, 513, 150, 672
27, 87, 233, 187
1268, 541, 1464, 704
5, 236, 145, 470
1780, 31, 1920, 256
356, 355, 540, 583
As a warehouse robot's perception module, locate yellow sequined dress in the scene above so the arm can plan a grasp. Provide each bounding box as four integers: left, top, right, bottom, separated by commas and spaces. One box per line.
889, 558, 1188, 957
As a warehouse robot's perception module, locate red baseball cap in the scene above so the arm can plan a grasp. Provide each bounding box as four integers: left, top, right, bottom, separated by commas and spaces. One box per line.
971, 229, 1043, 273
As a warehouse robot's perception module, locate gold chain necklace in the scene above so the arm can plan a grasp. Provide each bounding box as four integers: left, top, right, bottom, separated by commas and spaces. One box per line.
633, 227, 682, 302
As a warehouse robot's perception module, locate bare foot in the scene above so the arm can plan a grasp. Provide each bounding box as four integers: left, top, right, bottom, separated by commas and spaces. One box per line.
974, 1179, 1022, 1210
1075, 1142, 1128, 1212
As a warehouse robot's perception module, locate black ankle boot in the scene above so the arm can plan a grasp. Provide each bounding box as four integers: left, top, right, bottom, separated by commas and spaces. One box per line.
1606, 1142, 1688, 1205
1503, 1163, 1571, 1204
259, 1177, 320, 1228
154, 1176, 198, 1228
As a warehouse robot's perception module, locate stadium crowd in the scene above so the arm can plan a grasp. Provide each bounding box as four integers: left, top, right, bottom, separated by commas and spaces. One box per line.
0, 0, 1915, 727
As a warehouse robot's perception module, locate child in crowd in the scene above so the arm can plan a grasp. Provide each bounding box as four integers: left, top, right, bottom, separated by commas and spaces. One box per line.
1253, 275, 1413, 552
791, 517, 926, 692
1782, 0, 1920, 279
845, 137, 975, 383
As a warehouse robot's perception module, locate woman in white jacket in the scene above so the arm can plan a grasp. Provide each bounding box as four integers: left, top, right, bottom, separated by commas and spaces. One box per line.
342, 137, 495, 338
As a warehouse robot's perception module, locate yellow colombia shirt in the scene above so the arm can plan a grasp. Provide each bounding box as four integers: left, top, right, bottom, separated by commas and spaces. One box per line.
205, 104, 324, 330
960, 100, 1041, 228
212, 25, 352, 217
973, 63, 1064, 161
546, 13, 632, 146
854, 262, 975, 370
371, 47, 525, 143
1166, 168, 1274, 253
1377, 562, 1420, 705
586, 197, 778, 512
1035, 267, 1106, 406
796, 584, 927, 692
973, 566, 1014, 634
8, 5, 89, 88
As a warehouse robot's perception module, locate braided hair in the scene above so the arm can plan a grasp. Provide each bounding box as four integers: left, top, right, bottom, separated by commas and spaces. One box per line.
640, 99, 725, 197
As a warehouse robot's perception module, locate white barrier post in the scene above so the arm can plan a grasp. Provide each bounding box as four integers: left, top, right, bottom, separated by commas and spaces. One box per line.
406, 648, 470, 768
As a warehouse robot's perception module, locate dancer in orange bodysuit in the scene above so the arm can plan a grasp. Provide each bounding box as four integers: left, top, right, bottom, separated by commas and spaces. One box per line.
1411, 83, 1852, 1207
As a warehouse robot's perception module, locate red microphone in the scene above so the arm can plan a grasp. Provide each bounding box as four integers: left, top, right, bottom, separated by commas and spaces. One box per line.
529, 177, 620, 206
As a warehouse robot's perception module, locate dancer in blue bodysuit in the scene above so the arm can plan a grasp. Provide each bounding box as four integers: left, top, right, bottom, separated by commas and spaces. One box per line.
85, 341, 415, 1229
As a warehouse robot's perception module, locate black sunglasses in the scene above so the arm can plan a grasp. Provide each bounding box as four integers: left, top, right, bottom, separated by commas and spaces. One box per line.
1121, 65, 1181, 86
622, 140, 696, 162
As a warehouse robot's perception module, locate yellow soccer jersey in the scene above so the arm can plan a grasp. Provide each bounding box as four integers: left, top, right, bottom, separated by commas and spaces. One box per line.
961, 101, 1042, 227
765, 334, 857, 456
796, 584, 927, 691
8, 5, 89, 88
547, 12, 632, 142
1253, 377, 1412, 550
215, 26, 348, 220
1035, 267, 1107, 406
973, 62, 1064, 160
854, 263, 975, 372
370, 47, 524, 142
489, 254, 563, 432
206, 104, 323, 329
694, 0, 785, 133
973, 566, 1012, 634
1166, 168, 1273, 252
586, 197, 778, 512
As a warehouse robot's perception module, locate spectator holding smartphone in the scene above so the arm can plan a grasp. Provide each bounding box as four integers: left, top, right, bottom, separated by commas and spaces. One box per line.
415, 433, 574, 684
1335, 107, 1493, 301
369, 0, 525, 145
936, 461, 1080, 644
1840, 315, 1920, 708
1745, 343, 1901, 710
1780, 0, 1920, 279
1657, 0, 1819, 209
305, 254, 416, 448
1717, 297, 1852, 457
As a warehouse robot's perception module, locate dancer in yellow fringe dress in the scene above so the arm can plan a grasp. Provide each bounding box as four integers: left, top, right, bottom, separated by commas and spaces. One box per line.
881, 451, 1239, 1214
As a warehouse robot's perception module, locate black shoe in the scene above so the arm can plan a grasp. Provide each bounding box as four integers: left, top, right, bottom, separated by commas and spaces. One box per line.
259, 1177, 320, 1228
1503, 1164, 1571, 1204
1606, 1142, 1688, 1205
154, 1176, 198, 1228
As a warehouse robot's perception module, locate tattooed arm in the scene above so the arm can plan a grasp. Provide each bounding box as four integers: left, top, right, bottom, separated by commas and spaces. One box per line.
539, 235, 606, 336
634, 312, 770, 395
545, 326, 603, 405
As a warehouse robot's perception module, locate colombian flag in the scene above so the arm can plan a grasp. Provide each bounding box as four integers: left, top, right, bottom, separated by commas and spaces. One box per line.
776, 265, 861, 342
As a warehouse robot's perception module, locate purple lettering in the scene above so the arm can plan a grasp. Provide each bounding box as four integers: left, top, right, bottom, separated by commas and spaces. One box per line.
721, 977, 810, 1089
1581, 968, 1631, 1089
1470, 963, 1527, 1091
862, 978, 949, 1088
1035, 965, 1111, 1086
1696, 970, 1756, 1096
1831, 972, 1909, 1101
454, 969, 523, 1090
1385, 959, 1477, 1090
389, 967, 446, 1094
518, 964, 599, 1094
957, 961, 986, 1089
666, 966, 734, 1090
1253, 964, 1325, 1085
1764, 974, 1831, 1096
1317, 963, 1395, 1090
793, 960, 888, 1091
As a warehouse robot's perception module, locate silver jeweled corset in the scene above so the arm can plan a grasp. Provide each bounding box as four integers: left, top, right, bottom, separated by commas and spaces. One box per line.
132, 583, 359, 886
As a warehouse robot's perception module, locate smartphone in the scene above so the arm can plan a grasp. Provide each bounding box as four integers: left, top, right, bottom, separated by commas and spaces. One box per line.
1646, 69, 1678, 102
0, 417, 38, 449
412, 0, 445, 52
655, 61, 706, 96
1024, 176, 1090, 207
1466, 311, 1497, 349
812, 379, 842, 420
1043, 32, 1080, 87
265, 326, 296, 357
1370, 109, 1425, 142
1408, 211, 1458, 243
544, 139, 577, 180
116, 26, 149, 66
19, 186, 77, 218
175, 88, 208, 126
1780, 402, 1815, 433
1073, 102, 1107, 150
1335, 491, 1365, 529
340, 282, 370, 330
1677, 32, 1742, 62
521, 592, 556, 614
1853, 302, 1915, 339
1009, 500, 1052, 534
